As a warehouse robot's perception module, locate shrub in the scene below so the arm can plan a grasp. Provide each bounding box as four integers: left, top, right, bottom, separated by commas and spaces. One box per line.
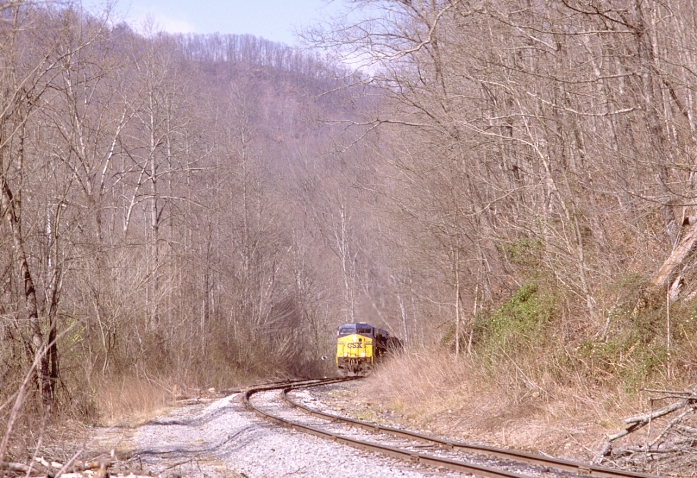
474, 282, 556, 359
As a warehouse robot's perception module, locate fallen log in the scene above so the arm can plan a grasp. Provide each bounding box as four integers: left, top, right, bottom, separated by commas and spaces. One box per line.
622, 398, 690, 426
595, 390, 697, 467
35, 456, 111, 477
0, 461, 34, 472
2, 456, 150, 477
652, 221, 697, 288
0, 460, 54, 477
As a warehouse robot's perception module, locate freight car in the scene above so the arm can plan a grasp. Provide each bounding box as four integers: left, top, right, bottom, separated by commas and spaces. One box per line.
336, 322, 401, 376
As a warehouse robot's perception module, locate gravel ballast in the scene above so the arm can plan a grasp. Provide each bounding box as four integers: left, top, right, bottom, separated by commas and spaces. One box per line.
132, 390, 464, 477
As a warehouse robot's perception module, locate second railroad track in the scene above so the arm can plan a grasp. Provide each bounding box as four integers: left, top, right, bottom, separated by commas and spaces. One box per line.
242, 377, 660, 478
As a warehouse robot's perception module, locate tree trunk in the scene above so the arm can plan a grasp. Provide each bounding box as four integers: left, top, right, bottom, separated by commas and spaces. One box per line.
1, 174, 53, 412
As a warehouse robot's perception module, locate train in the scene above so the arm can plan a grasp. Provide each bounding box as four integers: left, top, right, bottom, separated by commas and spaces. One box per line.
335, 322, 401, 376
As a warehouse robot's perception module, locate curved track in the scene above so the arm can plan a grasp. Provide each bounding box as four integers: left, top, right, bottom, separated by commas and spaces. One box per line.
243, 377, 660, 478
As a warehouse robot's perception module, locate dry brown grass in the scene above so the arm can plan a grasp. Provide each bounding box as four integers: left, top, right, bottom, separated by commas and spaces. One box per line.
95, 376, 176, 426
357, 349, 650, 463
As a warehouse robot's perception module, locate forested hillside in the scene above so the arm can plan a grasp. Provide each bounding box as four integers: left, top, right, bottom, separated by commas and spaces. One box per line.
0, 2, 378, 432
4, 0, 697, 469
307, 0, 697, 380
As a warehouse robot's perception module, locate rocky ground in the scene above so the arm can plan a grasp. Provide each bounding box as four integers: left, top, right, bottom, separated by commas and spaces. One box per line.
311, 382, 695, 478
84, 383, 474, 478
64, 379, 691, 478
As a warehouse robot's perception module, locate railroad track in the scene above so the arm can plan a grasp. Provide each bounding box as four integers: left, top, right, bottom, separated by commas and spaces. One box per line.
243, 377, 660, 478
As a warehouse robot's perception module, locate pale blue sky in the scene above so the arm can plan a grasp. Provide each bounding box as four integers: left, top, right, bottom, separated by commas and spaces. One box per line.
110, 0, 344, 46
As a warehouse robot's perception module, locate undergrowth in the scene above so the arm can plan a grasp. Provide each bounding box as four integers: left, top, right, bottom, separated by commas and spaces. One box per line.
359, 278, 697, 464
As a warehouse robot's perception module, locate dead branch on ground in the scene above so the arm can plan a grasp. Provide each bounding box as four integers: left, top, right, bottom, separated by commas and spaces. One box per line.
0, 458, 152, 478
595, 388, 697, 475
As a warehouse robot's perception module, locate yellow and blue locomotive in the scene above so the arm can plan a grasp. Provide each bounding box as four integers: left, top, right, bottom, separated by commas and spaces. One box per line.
336, 322, 394, 376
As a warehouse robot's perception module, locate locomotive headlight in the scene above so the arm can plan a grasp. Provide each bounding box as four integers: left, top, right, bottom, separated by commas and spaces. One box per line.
344, 352, 348, 357
360, 352, 366, 357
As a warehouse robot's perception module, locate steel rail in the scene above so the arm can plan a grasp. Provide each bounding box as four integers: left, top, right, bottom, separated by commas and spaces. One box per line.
242, 377, 662, 478
281, 383, 659, 478
243, 377, 528, 478
213, 378, 330, 396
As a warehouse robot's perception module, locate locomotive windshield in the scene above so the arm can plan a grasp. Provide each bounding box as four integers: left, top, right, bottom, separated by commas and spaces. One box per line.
338, 323, 374, 337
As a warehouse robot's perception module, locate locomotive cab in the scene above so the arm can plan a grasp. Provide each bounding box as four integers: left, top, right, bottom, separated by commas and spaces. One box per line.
336, 323, 375, 375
